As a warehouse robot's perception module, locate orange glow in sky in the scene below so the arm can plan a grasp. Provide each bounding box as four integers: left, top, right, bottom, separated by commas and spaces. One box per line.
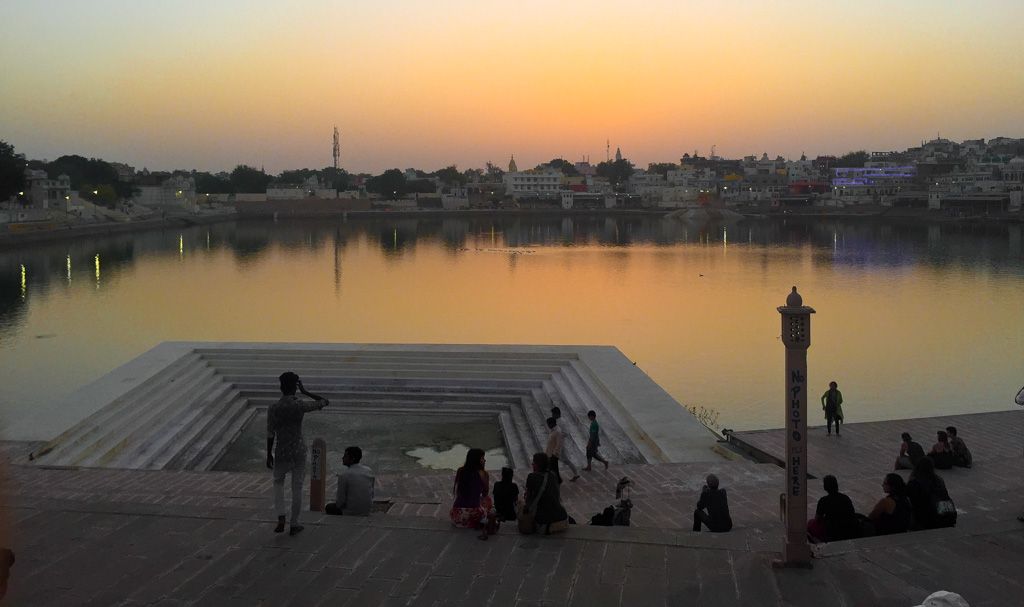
1, 0, 1022, 173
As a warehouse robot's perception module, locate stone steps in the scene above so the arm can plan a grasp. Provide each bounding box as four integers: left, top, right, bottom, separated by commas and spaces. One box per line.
163, 393, 252, 471
206, 360, 567, 375
27, 343, 689, 472
74, 364, 221, 468
194, 348, 579, 363
107, 381, 238, 469
31, 353, 210, 465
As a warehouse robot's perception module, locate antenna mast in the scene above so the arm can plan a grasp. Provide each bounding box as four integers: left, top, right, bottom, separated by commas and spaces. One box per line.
607, 139, 610, 162
332, 127, 340, 170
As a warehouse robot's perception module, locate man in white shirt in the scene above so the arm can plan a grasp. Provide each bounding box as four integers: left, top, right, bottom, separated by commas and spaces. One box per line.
550, 408, 581, 482
325, 446, 375, 516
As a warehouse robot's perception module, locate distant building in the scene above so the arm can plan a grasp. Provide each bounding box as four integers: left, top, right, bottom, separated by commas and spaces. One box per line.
267, 175, 337, 200
108, 162, 136, 182
135, 175, 197, 209
628, 170, 665, 198
503, 156, 562, 200
574, 160, 596, 176
24, 169, 72, 210
831, 166, 917, 205
442, 186, 469, 209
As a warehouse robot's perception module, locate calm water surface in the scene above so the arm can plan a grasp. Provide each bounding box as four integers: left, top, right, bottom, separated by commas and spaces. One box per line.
2, 214, 1022, 433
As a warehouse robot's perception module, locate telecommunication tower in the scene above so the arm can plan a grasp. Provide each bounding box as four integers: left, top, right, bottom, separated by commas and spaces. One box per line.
606, 139, 610, 162
332, 127, 340, 170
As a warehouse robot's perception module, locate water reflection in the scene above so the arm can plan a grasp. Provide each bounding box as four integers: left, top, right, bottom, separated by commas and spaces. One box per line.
1, 214, 1022, 431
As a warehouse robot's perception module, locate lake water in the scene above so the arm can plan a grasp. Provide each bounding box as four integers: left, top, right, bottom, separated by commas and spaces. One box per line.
2, 214, 1022, 435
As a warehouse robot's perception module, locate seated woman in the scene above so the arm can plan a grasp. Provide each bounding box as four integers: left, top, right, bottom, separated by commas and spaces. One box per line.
807, 475, 858, 543
908, 457, 957, 530
928, 430, 955, 470
524, 453, 568, 534
859, 473, 911, 536
450, 448, 495, 540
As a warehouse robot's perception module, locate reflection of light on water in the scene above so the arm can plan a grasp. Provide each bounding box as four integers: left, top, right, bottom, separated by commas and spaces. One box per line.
179, 234, 184, 258
66, 255, 71, 284
94, 254, 100, 289
406, 444, 508, 471
20, 264, 26, 300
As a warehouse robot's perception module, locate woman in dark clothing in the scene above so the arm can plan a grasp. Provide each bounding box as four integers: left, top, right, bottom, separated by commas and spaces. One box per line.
908, 457, 956, 530
524, 453, 568, 533
807, 475, 859, 542
862, 473, 911, 536
928, 430, 955, 470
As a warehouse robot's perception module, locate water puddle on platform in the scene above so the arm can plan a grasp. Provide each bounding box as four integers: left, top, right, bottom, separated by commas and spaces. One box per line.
214, 410, 509, 475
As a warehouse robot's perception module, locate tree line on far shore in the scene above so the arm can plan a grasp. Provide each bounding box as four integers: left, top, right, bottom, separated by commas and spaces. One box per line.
1, 139, 884, 209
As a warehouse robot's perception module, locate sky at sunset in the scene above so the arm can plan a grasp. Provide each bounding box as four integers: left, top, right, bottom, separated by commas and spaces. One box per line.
2, 0, 1022, 175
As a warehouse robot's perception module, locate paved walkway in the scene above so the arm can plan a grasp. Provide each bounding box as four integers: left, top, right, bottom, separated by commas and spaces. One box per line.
729, 409, 1024, 526
4, 408, 1024, 606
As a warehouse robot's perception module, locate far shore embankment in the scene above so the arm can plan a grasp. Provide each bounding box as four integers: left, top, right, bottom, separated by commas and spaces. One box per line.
3, 199, 1021, 250
0, 212, 235, 250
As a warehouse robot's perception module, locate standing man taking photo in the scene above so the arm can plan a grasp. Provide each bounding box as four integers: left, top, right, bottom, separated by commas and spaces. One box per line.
267, 372, 329, 535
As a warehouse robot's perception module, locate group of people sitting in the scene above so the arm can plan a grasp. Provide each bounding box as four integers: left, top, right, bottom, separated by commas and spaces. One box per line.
450, 449, 569, 539
896, 427, 972, 471
807, 427, 972, 543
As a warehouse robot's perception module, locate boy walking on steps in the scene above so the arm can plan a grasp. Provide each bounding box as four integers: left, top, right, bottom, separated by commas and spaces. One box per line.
582, 410, 609, 471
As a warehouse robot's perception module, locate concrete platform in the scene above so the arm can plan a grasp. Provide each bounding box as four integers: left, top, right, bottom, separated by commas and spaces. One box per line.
727, 409, 1024, 526
5, 430, 1024, 606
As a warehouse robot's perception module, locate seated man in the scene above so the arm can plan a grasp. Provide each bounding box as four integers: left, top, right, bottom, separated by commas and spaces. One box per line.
693, 474, 733, 532
807, 475, 858, 543
895, 432, 926, 470
946, 426, 972, 468
325, 446, 375, 516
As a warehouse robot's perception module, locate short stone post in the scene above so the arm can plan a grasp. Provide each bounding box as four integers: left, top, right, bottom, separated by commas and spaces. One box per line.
310, 438, 326, 512
777, 287, 814, 567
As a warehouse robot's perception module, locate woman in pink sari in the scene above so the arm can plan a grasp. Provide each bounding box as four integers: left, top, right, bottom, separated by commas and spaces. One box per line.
451, 448, 495, 539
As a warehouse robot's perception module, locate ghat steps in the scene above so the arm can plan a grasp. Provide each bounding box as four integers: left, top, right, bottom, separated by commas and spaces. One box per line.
25, 343, 714, 471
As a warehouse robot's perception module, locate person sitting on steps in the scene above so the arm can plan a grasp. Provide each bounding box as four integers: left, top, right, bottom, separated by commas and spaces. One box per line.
895, 432, 926, 471
325, 446, 374, 516
946, 426, 972, 468
693, 474, 732, 533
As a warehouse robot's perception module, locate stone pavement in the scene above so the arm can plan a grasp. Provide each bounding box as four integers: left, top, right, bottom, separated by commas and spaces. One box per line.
729, 409, 1024, 527
4, 408, 1024, 606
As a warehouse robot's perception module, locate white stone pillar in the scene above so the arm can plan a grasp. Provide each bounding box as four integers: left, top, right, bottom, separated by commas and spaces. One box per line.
778, 287, 814, 567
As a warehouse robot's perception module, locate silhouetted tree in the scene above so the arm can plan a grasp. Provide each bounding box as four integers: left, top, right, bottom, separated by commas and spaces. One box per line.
46, 155, 119, 190
546, 158, 580, 176
596, 158, 633, 188
230, 165, 272, 193
320, 167, 350, 191
485, 162, 505, 181
194, 171, 232, 194
278, 169, 316, 184
0, 140, 26, 200
434, 165, 467, 186
647, 162, 677, 178
835, 151, 869, 168
80, 183, 118, 208
365, 169, 408, 198
463, 167, 484, 182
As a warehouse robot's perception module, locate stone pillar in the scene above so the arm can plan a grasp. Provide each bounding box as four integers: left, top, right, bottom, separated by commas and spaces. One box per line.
309, 438, 327, 512
778, 287, 814, 567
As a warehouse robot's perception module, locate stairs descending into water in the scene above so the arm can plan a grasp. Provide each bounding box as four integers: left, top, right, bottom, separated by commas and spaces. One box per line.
28, 345, 652, 471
